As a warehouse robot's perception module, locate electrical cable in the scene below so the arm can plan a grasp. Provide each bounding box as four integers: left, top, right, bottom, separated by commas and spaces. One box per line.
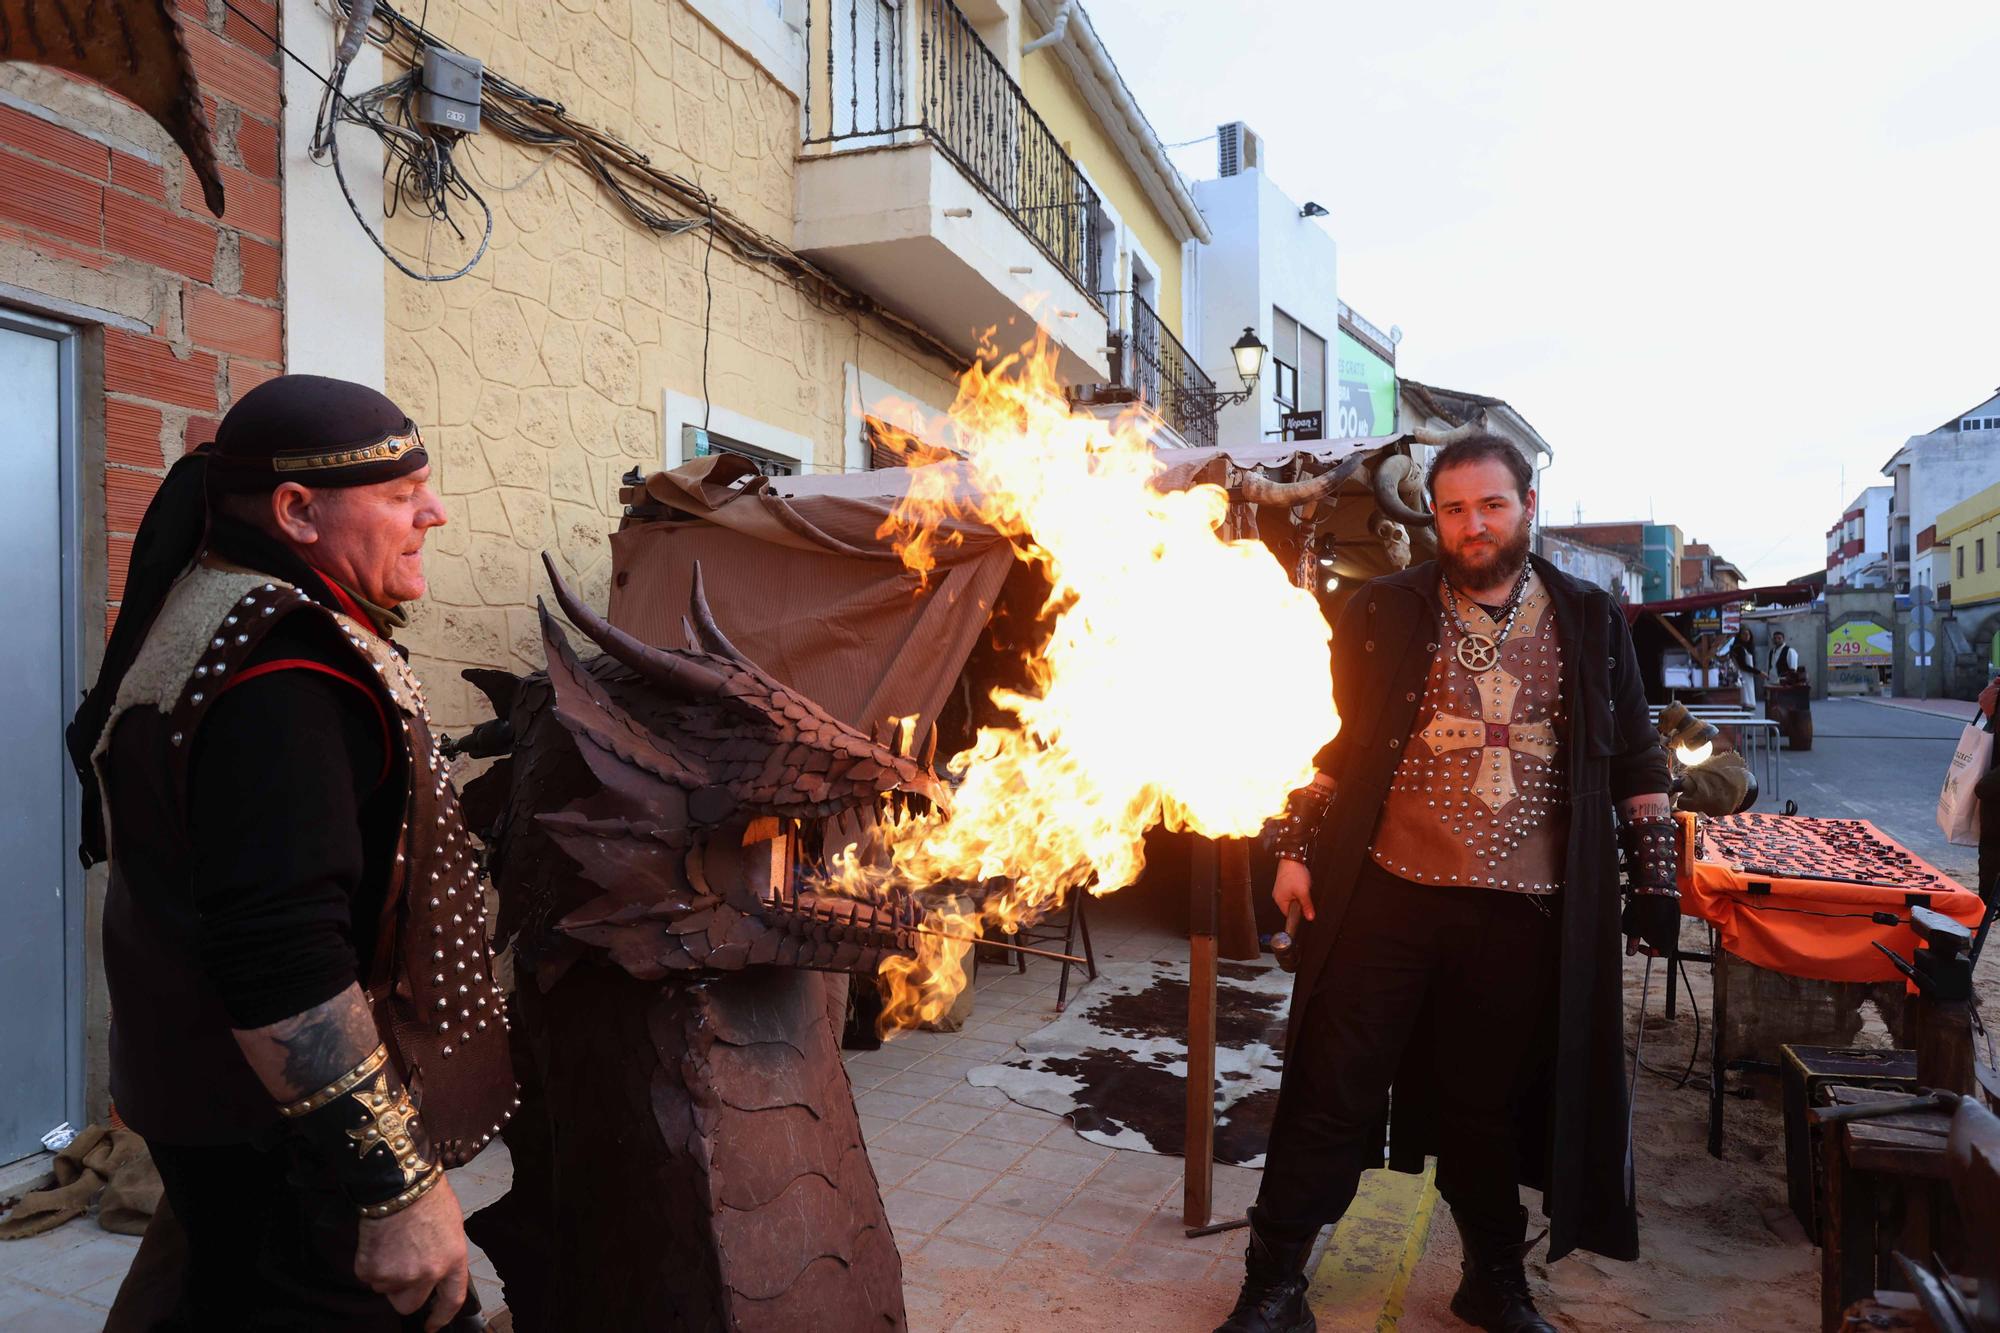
701, 192, 716, 433
1631, 951, 1709, 1093
227, 0, 972, 366
222, 0, 490, 281
324, 0, 969, 370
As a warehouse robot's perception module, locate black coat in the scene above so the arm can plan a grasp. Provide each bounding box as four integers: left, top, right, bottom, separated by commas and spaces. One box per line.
1288, 555, 1668, 1262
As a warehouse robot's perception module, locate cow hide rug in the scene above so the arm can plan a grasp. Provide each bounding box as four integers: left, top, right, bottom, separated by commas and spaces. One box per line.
967, 957, 1291, 1166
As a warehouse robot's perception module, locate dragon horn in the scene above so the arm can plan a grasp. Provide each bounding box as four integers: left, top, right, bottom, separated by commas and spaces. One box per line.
681, 562, 753, 665
540, 553, 731, 699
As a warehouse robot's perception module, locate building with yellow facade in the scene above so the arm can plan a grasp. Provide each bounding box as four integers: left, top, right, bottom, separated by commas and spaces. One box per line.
1939, 479, 2000, 611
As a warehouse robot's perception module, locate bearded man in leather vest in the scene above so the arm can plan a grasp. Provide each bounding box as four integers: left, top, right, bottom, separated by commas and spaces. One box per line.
1215, 434, 1675, 1333
68, 376, 514, 1331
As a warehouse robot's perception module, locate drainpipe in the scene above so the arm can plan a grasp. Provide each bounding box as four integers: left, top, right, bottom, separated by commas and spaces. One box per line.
1022, 0, 1073, 54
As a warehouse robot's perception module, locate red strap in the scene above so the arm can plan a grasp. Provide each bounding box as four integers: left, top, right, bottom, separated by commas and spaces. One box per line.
220, 658, 394, 787
304, 567, 379, 633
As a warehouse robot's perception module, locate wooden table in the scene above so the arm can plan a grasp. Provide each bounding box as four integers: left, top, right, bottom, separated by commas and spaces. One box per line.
1818, 1085, 1959, 1332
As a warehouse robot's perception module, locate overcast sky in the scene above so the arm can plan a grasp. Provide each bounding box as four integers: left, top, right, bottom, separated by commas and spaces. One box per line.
1086, 0, 2000, 585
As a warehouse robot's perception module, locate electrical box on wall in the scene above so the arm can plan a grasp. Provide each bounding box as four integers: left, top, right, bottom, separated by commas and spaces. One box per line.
417, 48, 484, 133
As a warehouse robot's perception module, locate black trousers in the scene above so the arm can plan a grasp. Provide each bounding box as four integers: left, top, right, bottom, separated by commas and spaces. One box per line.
108, 1138, 481, 1332
1255, 862, 1560, 1248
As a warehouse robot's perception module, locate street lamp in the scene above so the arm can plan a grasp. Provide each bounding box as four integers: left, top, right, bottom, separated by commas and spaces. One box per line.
1183, 327, 1268, 416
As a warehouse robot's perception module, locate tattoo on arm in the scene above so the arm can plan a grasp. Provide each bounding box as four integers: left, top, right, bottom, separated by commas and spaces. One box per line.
1620, 793, 1671, 823
233, 983, 382, 1103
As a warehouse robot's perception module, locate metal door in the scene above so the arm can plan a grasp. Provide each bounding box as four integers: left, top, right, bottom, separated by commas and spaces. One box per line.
0, 310, 82, 1166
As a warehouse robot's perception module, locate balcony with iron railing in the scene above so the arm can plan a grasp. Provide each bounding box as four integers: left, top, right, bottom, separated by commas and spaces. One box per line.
1100, 289, 1217, 449
794, 0, 1111, 380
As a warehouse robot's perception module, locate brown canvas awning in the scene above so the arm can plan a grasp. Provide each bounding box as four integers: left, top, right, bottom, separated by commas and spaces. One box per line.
607, 435, 1407, 746
1621, 584, 1817, 624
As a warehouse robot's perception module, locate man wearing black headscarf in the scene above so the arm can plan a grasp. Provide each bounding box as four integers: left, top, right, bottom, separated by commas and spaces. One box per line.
69, 376, 515, 1331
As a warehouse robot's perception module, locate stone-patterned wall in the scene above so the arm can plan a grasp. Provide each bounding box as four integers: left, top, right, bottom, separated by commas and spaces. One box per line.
381, 0, 964, 732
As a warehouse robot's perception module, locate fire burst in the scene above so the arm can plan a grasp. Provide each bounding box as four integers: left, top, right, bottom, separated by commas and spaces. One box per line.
828, 334, 1340, 1031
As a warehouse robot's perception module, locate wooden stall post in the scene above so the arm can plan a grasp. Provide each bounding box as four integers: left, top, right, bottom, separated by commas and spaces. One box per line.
1185, 836, 1219, 1228
1218, 836, 1259, 961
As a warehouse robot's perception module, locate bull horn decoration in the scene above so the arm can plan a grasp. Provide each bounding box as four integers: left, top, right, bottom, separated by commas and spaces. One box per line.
1370, 454, 1435, 528
1, 0, 227, 216
1410, 422, 1478, 448
1228, 453, 1368, 509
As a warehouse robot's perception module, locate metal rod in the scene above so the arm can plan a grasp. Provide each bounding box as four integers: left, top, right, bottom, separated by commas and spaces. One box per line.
1185, 1215, 1251, 1238
907, 925, 1087, 967
1732, 865, 1919, 891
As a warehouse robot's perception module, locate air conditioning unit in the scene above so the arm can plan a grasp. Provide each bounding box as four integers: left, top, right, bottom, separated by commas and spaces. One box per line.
1217, 122, 1262, 178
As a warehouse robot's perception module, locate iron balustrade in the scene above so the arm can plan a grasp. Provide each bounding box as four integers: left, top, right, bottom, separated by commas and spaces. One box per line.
805, 0, 1104, 304
1104, 289, 1217, 448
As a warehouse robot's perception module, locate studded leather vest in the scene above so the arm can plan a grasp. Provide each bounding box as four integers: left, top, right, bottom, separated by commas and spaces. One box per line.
95, 562, 514, 1162
1369, 570, 1569, 893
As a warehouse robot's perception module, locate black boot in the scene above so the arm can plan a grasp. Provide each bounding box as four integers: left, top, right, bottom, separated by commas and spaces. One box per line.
1214, 1207, 1317, 1333
1448, 1209, 1556, 1333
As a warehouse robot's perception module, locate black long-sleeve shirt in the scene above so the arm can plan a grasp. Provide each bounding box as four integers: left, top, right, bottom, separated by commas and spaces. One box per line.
183, 609, 397, 1027
108, 520, 405, 1030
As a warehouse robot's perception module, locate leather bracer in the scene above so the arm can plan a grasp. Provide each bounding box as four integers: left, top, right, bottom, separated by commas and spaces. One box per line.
278, 1044, 443, 1218
1619, 815, 1679, 898
1270, 781, 1333, 865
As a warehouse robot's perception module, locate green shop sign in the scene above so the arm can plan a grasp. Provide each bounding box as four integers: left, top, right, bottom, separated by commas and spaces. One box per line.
1336, 330, 1397, 438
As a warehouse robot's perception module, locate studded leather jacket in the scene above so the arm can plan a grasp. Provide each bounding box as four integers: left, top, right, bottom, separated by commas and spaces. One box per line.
95, 557, 513, 1159
1369, 570, 1569, 892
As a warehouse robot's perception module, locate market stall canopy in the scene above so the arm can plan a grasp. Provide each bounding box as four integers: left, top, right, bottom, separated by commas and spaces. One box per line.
606, 434, 1411, 748
1621, 584, 1818, 624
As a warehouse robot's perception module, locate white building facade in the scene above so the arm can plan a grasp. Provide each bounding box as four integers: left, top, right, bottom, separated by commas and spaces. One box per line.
1882, 389, 2000, 594
1188, 124, 1342, 448
1541, 531, 1644, 603
1825, 485, 1893, 588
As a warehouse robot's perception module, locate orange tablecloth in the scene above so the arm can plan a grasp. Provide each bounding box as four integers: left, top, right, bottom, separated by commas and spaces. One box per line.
1674, 812, 1986, 984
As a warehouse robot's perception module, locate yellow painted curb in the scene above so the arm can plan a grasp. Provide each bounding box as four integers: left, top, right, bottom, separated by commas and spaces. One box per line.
1303, 1163, 1441, 1332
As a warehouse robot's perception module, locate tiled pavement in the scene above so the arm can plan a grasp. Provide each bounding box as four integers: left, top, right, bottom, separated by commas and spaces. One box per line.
0, 1144, 513, 1330
0, 903, 1427, 1331
846, 917, 1265, 1333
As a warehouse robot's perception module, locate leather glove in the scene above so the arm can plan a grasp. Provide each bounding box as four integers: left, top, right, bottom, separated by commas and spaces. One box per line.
1621, 892, 1681, 955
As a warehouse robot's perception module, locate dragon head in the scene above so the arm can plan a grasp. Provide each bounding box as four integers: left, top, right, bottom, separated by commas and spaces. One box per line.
465, 557, 944, 983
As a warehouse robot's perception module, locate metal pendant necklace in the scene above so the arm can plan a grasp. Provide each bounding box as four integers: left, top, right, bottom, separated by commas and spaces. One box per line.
1443, 565, 1530, 672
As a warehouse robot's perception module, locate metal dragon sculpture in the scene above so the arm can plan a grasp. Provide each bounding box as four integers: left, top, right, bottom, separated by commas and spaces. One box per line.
457, 557, 942, 1332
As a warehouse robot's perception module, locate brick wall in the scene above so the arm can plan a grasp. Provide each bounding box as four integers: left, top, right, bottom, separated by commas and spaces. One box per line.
0, 0, 285, 635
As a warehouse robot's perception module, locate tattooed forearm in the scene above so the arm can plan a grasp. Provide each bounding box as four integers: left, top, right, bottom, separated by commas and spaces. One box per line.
1619, 793, 1671, 822
233, 983, 383, 1102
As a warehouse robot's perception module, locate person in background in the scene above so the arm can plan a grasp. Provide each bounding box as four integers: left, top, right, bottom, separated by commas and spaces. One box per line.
1769, 630, 1803, 683
1728, 627, 1760, 708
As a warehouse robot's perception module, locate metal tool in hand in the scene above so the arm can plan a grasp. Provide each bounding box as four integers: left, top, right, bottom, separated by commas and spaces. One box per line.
1623, 952, 1654, 1187
1271, 901, 1303, 973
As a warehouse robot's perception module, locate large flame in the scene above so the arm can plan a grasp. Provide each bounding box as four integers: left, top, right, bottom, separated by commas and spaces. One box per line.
830, 334, 1340, 1031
